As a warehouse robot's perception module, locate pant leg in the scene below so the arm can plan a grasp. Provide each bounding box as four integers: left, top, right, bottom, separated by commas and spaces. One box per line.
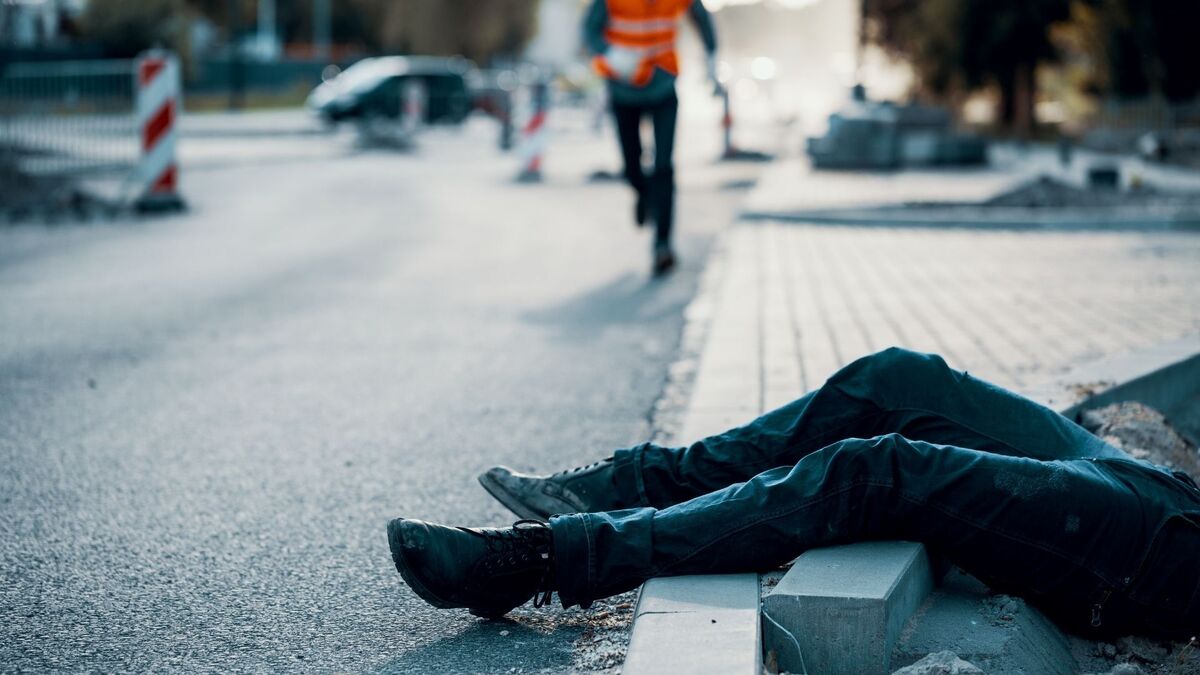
649, 93, 678, 248
610, 101, 647, 201
612, 347, 1127, 508
556, 434, 1152, 636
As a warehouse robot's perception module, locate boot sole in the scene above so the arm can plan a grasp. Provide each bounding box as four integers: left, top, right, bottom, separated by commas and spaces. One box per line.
477, 472, 547, 521
386, 518, 456, 610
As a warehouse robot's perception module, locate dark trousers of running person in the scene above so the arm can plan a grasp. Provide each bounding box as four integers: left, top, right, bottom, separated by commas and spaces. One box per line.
612, 93, 678, 251
548, 348, 1200, 639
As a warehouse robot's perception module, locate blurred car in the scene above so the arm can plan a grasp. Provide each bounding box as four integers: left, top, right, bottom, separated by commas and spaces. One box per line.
307, 56, 473, 125
465, 68, 518, 121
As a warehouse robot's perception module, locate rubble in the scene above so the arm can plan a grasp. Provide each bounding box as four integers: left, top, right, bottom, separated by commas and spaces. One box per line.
1072, 636, 1199, 675
890, 650, 984, 675
1081, 401, 1200, 477
504, 592, 637, 674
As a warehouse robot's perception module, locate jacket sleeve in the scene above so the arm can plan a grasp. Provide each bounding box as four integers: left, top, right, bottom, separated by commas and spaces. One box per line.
688, 0, 718, 54
583, 0, 610, 56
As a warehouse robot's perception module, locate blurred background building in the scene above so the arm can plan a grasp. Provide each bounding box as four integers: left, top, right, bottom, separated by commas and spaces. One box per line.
2, 1, 1196, 141
2, 0, 1200, 169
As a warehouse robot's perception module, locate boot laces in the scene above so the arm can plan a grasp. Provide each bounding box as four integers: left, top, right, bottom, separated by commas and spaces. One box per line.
550, 458, 609, 478
477, 520, 554, 607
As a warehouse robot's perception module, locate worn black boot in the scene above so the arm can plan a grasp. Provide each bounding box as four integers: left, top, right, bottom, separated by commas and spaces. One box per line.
386, 518, 555, 619
478, 458, 622, 520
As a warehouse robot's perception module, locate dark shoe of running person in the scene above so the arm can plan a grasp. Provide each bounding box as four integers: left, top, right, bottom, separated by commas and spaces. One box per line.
386, 518, 555, 619
652, 246, 677, 276
479, 458, 621, 520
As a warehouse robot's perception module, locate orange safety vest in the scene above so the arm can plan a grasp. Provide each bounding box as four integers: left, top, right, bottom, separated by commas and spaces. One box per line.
593, 0, 693, 87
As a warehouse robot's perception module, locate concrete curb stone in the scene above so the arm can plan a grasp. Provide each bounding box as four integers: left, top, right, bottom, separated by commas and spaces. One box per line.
741, 206, 1200, 231
622, 575, 761, 675
762, 542, 934, 675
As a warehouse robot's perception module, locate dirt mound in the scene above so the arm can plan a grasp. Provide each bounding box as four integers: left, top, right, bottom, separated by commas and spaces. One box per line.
891, 650, 984, 675
0, 154, 111, 220
1080, 401, 1200, 478
1073, 635, 1199, 675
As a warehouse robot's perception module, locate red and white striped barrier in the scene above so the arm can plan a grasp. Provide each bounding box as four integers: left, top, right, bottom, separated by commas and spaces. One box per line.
720, 88, 738, 159
516, 81, 549, 183
719, 87, 772, 162
134, 51, 185, 211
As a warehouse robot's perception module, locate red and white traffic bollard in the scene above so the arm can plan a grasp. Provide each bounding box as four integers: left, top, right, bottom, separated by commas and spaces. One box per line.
516, 81, 549, 183
134, 51, 185, 212
720, 87, 738, 160
719, 87, 771, 162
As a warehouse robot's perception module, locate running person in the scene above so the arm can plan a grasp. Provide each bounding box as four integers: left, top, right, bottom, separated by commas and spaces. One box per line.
585, 0, 720, 275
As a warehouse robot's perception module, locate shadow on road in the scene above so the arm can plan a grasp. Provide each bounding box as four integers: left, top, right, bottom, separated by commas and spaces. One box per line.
373, 618, 581, 674
522, 271, 690, 338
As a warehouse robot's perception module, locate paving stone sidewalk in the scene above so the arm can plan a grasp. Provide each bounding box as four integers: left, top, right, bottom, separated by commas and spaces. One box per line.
679, 221, 1200, 440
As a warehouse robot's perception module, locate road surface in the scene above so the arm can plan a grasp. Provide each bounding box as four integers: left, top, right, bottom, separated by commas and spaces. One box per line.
0, 109, 764, 673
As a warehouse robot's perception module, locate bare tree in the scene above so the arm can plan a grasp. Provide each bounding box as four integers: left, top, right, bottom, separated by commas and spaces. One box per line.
376, 0, 539, 64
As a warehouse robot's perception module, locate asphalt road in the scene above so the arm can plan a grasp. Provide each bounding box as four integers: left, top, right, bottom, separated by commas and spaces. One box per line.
0, 112, 762, 672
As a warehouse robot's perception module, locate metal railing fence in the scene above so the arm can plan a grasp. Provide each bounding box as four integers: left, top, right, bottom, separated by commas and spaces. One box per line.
0, 59, 140, 177
1091, 98, 1200, 132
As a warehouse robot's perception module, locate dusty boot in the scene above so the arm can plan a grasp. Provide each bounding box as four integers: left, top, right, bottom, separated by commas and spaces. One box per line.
386, 518, 555, 619
478, 458, 622, 520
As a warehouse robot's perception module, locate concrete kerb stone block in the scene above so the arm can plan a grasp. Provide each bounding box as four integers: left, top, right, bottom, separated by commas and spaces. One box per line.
623, 575, 761, 675
889, 569, 1077, 675
1057, 337, 1200, 421
740, 207, 1200, 230
1022, 334, 1200, 414
762, 541, 934, 675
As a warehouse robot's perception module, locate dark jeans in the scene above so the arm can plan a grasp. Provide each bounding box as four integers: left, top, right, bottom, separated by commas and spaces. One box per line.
550, 348, 1200, 639
611, 94, 678, 248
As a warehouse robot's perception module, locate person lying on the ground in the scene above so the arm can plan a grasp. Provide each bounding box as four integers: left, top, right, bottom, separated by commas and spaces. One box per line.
386, 347, 1200, 640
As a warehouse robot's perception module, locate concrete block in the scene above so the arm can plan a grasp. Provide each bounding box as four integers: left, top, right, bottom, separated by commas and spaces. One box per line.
635, 574, 759, 614
623, 575, 760, 675
890, 569, 1077, 675
762, 541, 933, 675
